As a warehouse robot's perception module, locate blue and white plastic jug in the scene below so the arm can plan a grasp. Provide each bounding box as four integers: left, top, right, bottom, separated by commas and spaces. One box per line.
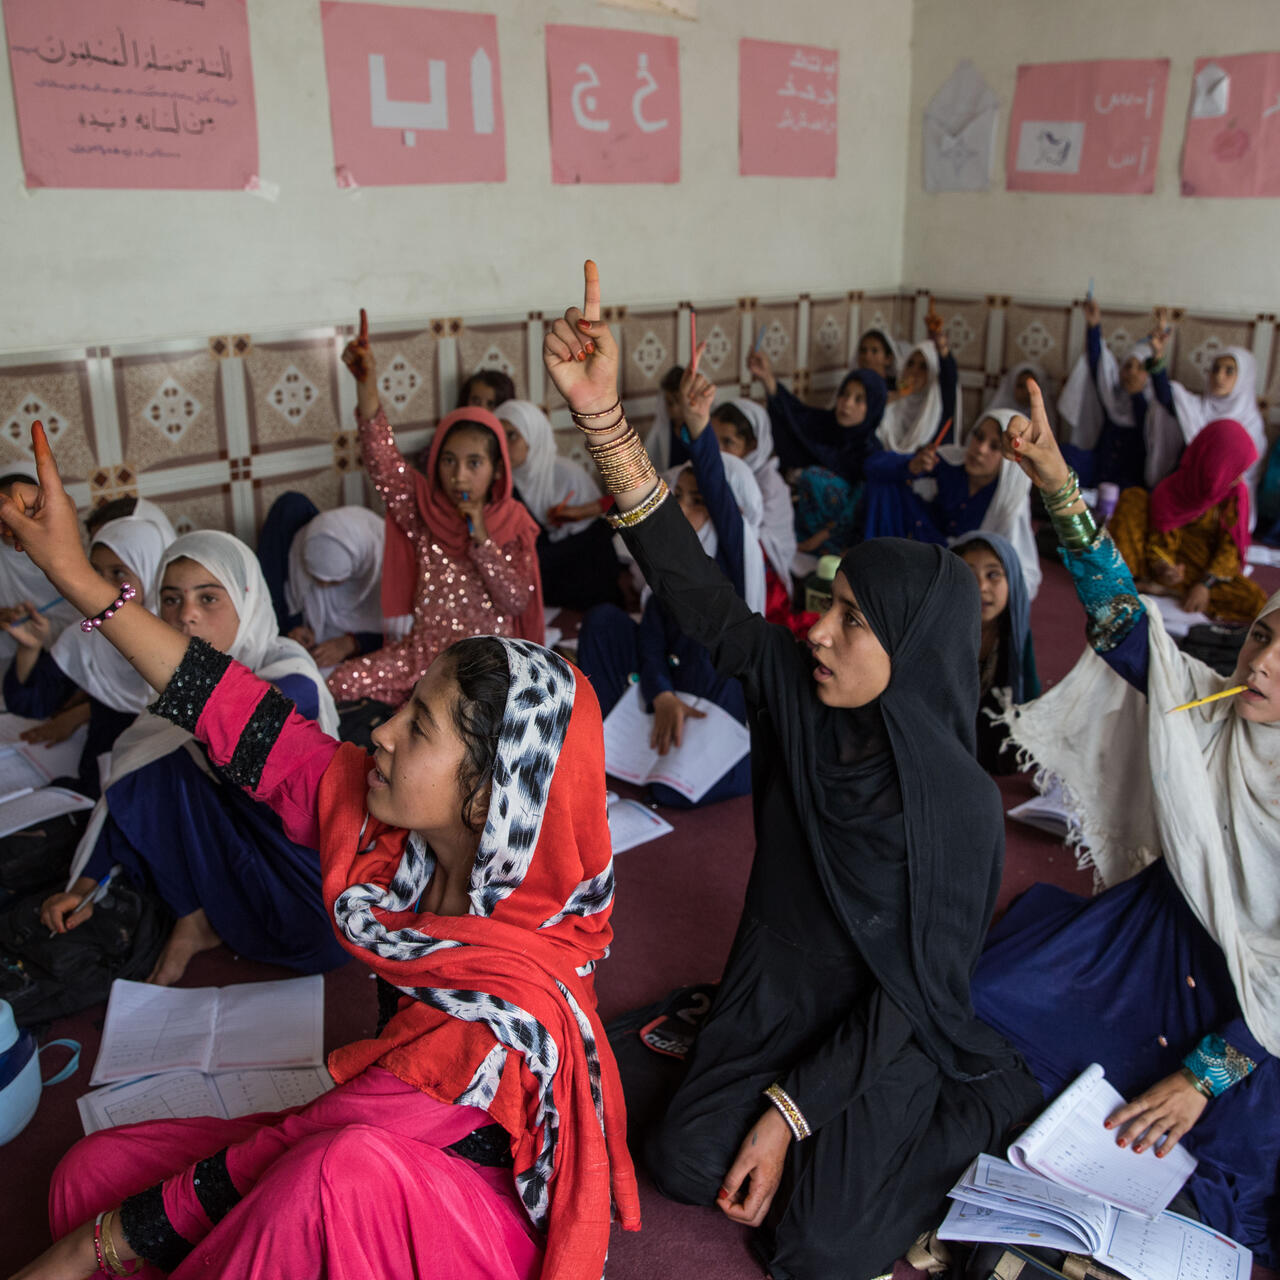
0, 999, 79, 1145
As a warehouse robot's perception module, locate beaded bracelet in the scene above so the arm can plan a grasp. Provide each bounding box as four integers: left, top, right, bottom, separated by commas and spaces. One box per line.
81, 581, 137, 633
606, 479, 669, 530
763, 1083, 812, 1141
94, 1211, 110, 1276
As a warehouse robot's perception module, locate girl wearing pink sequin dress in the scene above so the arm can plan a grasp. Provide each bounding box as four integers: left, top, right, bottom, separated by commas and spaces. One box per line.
328, 311, 543, 707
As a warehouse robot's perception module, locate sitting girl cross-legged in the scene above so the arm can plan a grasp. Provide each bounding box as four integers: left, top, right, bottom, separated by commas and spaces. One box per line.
5, 421, 638, 1280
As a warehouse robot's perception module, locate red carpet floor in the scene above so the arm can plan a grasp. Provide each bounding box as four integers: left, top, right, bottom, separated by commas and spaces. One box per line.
3, 552, 1276, 1278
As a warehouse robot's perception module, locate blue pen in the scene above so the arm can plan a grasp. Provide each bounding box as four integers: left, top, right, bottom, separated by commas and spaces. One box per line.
49, 863, 121, 936
36, 595, 65, 615
753, 324, 767, 353
1086, 277, 1095, 301
461, 491, 474, 536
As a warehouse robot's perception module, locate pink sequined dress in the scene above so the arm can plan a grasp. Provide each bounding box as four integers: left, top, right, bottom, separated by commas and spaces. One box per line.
327, 407, 539, 706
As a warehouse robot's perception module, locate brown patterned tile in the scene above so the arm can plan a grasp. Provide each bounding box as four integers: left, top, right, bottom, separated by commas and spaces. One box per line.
457, 322, 528, 403
755, 302, 800, 378
808, 299, 849, 374
932, 296, 989, 372
0, 358, 97, 480
1003, 304, 1072, 380
689, 306, 738, 385
147, 485, 235, 538
114, 347, 223, 472
1172, 315, 1256, 390
244, 337, 342, 453
860, 294, 914, 350
363, 326, 438, 431
620, 310, 679, 397
253, 470, 346, 535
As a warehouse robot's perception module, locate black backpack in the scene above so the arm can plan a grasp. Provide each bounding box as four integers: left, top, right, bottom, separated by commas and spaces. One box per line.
0, 881, 170, 1027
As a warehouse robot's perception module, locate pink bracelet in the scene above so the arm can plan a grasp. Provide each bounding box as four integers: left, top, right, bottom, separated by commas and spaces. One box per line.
81, 582, 137, 633
94, 1211, 109, 1275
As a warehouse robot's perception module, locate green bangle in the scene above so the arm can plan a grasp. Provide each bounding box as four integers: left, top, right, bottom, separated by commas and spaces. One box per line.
1042, 468, 1079, 507
1052, 506, 1100, 551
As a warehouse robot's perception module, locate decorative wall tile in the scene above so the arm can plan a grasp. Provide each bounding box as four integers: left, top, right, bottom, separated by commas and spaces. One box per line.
1002, 304, 1071, 380
1171, 315, 1255, 391
244, 337, 342, 451
457, 322, 528, 402
808, 298, 848, 375
620, 311, 678, 398
932, 296, 988, 372
754, 302, 799, 378
861, 293, 912, 348
691, 306, 738, 384
113, 348, 223, 472
149, 485, 234, 538
253, 469, 346, 538
0, 359, 97, 480
366, 325, 439, 430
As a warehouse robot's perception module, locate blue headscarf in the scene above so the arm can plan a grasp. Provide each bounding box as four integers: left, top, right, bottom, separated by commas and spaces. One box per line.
795, 369, 888, 479
951, 530, 1041, 703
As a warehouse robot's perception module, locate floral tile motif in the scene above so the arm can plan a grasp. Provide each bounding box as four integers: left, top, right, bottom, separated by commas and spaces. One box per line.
808, 299, 848, 374
861, 294, 914, 348
0, 360, 97, 480
620, 312, 678, 397
932, 297, 987, 371
366, 326, 438, 430
244, 338, 341, 451
1171, 315, 1255, 391
457, 322, 527, 403
115, 348, 222, 471
253, 470, 345, 537
691, 307, 738, 384
148, 485, 234, 539
755, 303, 799, 377
1003, 304, 1071, 380
87, 464, 138, 507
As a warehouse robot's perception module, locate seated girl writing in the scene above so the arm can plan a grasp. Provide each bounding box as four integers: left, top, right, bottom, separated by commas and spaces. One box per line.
951, 532, 1041, 773
862, 409, 1042, 598
1109, 418, 1267, 625
328, 311, 543, 707
6, 421, 638, 1280
42, 530, 345, 987
3, 500, 175, 798
577, 366, 765, 809
969, 380, 1279, 1268
547, 261, 1038, 1280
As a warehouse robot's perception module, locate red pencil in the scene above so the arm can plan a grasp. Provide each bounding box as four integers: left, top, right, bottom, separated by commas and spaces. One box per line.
934, 417, 952, 447
690, 307, 699, 374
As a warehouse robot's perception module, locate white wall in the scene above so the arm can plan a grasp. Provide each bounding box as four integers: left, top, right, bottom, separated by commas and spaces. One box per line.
0, 0, 912, 353
904, 0, 1280, 312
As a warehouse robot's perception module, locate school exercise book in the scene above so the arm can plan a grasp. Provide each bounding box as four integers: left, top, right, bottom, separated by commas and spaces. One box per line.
937, 1065, 1250, 1280
90, 976, 325, 1086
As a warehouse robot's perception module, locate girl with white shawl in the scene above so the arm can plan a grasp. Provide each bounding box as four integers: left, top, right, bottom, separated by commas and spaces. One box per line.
709, 397, 797, 589
576, 382, 764, 808
48, 530, 343, 987
1056, 300, 1181, 489
496, 399, 627, 612
285, 505, 386, 669
876, 334, 961, 454
979, 360, 1057, 437
969, 383, 1280, 1267
3, 499, 175, 796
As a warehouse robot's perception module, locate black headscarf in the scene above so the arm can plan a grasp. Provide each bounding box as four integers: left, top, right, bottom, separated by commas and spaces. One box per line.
778, 537, 1021, 1080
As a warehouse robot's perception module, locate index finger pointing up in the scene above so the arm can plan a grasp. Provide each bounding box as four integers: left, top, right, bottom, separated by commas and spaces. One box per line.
30, 422, 64, 496
583, 260, 601, 323
358, 308, 369, 344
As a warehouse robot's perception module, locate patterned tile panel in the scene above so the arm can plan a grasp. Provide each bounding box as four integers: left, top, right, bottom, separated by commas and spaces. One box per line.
1171, 315, 1256, 391
689, 306, 738, 385
754, 302, 799, 378
113, 347, 223, 471
253, 469, 347, 541
0, 358, 97, 480
457, 321, 529, 402
148, 485, 235, 539
244, 336, 343, 453
932, 296, 989, 372
366, 325, 439, 431
620, 310, 679, 398
1002, 303, 1072, 381
808, 298, 849, 375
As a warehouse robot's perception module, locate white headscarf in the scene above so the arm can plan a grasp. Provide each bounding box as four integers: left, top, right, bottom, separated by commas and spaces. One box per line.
1169, 347, 1267, 525
50, 500, 176, 715
0, 465, 80, 661
877, 342, 947, 453
980, 362, 1056, 437
998, 590, 1280, 1056
285, 506, 385, 645
726, 398, 796, 586
664, 450, 767, 616
68, 529, 339, 883
936, 410, 1041, 599
498, 400, 602, 543
1057, 338, 1183, 487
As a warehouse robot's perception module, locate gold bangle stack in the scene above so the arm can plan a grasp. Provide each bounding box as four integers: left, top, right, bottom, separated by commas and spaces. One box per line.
101, 1209, 139, 1276
607, 478, 670, 530
763, 1082, 812, 1141
571, 399, 626, 436
587, 424, 655, 494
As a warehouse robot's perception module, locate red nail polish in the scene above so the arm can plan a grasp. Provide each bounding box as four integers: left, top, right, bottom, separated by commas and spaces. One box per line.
576, 351, 585, 362
577, 319, 592, 330
585, 342, 595, 353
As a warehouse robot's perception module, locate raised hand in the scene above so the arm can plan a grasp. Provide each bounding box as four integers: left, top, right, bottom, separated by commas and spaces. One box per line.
679, 356, 715, 437
1083, 296, 1102, 328
746, 348, 777, 397
999, 380, 1070, 492
908, 445, 939, 477
2, 601, 51, 651
341, 309, 381, 420
543, 260, 619, 416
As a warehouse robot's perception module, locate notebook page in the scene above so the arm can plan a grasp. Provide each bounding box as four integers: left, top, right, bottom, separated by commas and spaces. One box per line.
0, 785, 93, 839
607, 797, 674, 855
0, 745, 51, 803
937, 1198, 1088, 1253
213, 1067, 334, 1118
211, 976, 325, 1070
91, 982, 218, 1085
1098, 1211, 1251, 1280
1011, 1064, 1196, 1217
77, 1071, 226, 1135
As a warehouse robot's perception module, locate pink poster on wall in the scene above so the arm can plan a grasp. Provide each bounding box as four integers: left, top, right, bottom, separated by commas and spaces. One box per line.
545, 25, 679, 184
1006, 59, 1169, 194
2, 0, 258, 189
1181, 53, 1280, 198
320, 2, 504, 187
739, 39, 837, 178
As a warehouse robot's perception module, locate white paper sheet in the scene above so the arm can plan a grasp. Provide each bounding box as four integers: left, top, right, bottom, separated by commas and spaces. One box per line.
601, 684, 750, 803
211, 976, 325, 1071
607, 797, 674, 855
0, 785, 93, 839
923, 60, 1000, 192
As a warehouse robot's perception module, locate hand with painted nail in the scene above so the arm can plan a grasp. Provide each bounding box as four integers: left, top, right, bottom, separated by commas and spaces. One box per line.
341, 308, 381, 420
1105, 1071, 1207, 1157
717, 1106, 792, 1227
543, 260, 620, 418
999, 379, 1070, 492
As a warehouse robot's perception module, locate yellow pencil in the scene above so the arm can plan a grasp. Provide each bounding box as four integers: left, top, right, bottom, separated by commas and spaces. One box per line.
1167, 685, 1247, 714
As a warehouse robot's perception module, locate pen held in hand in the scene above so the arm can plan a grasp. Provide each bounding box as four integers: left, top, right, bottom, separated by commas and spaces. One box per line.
460, 491, 474, 536
934, 418, 952, 447
1167, 685, 1247, 714
50, 863, 122, 936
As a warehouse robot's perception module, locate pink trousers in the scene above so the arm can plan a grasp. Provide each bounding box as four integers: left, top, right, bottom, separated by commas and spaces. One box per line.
50, 1067, 544, 1279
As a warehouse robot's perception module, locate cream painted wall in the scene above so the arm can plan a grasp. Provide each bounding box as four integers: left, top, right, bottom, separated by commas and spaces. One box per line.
0, 0, 911, 352
904, 0, 1280, 312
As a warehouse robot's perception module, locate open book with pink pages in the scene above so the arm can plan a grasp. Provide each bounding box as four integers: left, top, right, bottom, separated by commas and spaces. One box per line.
938, 1064, 1250, 1280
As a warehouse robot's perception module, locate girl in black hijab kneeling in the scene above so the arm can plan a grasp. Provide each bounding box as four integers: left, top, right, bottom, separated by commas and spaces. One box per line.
543, 261, 1040, 1280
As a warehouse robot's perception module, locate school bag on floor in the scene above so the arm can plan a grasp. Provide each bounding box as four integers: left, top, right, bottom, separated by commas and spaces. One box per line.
0, 882, 170, 1027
